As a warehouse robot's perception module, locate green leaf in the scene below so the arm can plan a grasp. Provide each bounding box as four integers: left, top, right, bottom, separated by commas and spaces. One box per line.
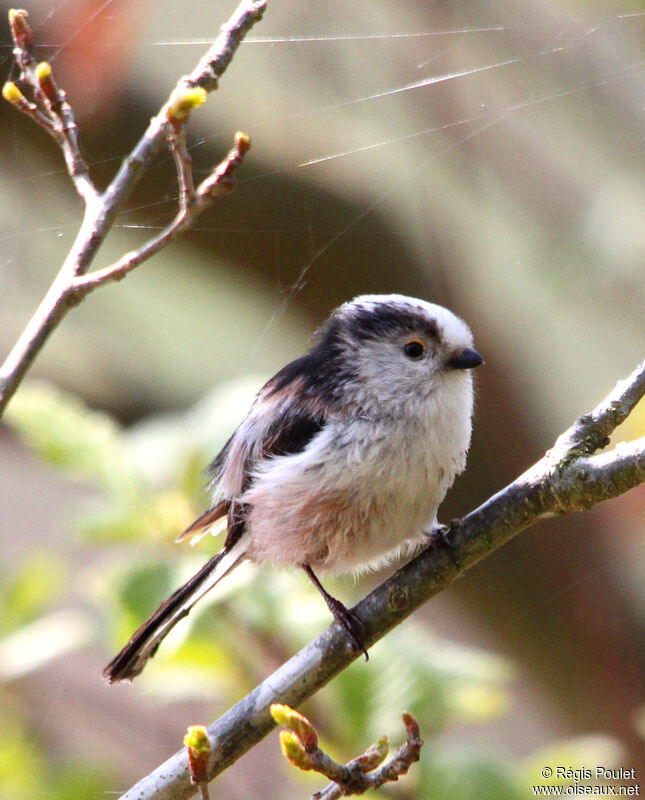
338, 621, 512, 744
422, 752, 524, 800
112, 559, 174, 631
51, 765, 109, 800
0, 552, 66, 633
5, 381, 142, 499
0, 705, 47, 797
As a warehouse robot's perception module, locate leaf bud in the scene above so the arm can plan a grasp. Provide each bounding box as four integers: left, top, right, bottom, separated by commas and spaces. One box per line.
279, 730, 313, 771
270, 703, 318, 749
2, 81, 24, 105
166, 87, 207, 123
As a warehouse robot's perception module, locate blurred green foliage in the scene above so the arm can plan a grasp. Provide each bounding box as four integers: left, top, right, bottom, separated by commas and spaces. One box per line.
3, 380, 627, 797
0, 698, 108, 800
0, 552, 66, 634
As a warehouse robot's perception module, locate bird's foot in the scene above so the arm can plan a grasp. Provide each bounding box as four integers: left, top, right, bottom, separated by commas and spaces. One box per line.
428, 520, 462, 568
326, 594, 369, 661
302, 564, 369, 661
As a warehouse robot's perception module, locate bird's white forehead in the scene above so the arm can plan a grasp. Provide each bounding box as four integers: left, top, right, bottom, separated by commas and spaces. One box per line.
341, 293, 473, 347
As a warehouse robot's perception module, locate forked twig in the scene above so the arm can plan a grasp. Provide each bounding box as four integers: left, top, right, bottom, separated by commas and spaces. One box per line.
0, 1, 266, 418
271, 705, 423, 799
71, 131, 251, 294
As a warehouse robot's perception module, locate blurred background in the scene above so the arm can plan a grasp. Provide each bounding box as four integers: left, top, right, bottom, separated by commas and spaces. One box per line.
0, 0, 644, 797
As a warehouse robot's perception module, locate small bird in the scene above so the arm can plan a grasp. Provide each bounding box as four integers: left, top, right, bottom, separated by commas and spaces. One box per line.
104, 294, 483, 682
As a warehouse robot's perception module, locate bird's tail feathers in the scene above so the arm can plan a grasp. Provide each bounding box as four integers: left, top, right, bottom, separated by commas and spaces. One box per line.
103, 541, 246, 683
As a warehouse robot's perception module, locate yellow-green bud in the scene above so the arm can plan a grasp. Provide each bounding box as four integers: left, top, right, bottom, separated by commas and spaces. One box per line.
184, 725, 210, 787
270, 703, 293, 727
2, 81, 23, 105
357, 736, 389, 772
270, 703, 318, 749
279, 730, 313, 771
166, 87, 207, 123
35, 61, 52, 81
34, 61, 58, 102
184, 725, 210, 753
235, 131, 251, 154
8, 9, 28, 26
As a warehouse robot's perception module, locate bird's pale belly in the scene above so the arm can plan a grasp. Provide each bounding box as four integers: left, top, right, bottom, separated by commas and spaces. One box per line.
244, 450, 448, 574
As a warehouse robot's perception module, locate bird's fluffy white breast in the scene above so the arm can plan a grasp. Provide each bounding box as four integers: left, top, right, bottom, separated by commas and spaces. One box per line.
241, 369, 473, 574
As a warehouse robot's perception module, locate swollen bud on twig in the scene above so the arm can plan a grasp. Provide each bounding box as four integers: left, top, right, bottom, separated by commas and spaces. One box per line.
279, 731, 314, 771
195, 130, 252, 201
2, 81, 24, 105
234, 131, 251, 155
184, 725, 210, 786
35, 61, 58, 104
273, 705, 424, 795
270, 703, 318, 750
34, 61, 52, 81
166, 87, 207, 123
401, 711, 421, 740
355, 736, 389, 773
2, 78, 57, 136
8, 9, 33, 51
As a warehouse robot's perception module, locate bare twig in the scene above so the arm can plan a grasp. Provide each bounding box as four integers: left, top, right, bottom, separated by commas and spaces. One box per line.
6, 10, 95, 202
0, 0, 266, 418
115, 359, 645, 800
71, 132, 251, 294
539, 360, 645, 466
168, 119, 197, 214
271, 704, 422, 799
314, 715, 422, 799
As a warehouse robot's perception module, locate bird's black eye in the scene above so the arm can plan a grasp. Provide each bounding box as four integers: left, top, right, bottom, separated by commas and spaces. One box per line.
403, 339, 426, 359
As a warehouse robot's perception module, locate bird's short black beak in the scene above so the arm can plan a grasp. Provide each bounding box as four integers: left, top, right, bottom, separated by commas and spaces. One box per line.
446, 348, 484, 370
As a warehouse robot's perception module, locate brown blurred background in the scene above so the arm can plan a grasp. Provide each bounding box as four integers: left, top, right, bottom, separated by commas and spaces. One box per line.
0, 0, 644, 797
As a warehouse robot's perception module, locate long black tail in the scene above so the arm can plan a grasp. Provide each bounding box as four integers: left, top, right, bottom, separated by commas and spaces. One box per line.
103, 547, 242, 683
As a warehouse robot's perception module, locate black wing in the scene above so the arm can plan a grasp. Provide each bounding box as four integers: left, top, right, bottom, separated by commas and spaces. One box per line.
261, 405, 326, 459
206, 399, 327, 552
208, 350, 333, 491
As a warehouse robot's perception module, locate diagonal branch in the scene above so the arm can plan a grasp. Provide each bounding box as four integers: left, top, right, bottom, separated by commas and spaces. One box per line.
116, 358, 645, 800
0, 0, 266, 419
71, 133, 251, 296
546, 360, 645, 462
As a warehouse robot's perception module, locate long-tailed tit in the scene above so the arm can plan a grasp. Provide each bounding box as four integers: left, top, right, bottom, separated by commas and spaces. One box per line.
104, 294, 483, 682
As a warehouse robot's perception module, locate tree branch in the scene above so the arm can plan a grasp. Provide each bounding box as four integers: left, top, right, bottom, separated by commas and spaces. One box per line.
271, 704, 422, 798
0, 0, 266, 418
116, 359, 645, 800
5, 11, 96, 203
71, 132, 251, 294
